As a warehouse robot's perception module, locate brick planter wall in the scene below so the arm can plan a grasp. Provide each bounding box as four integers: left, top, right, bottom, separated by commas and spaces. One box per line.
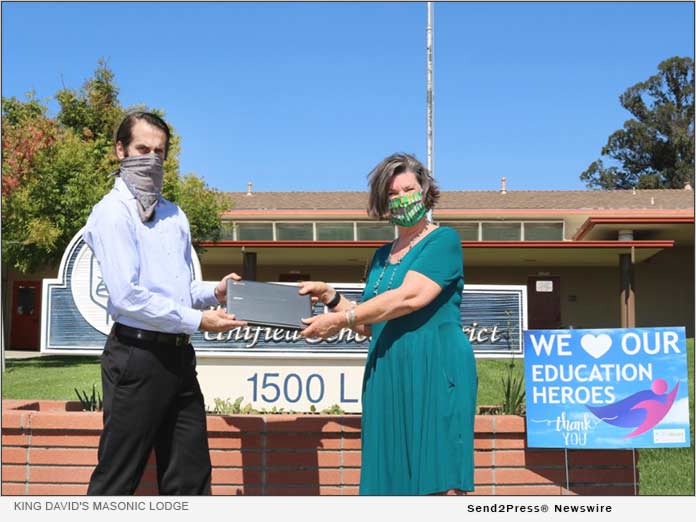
2, 400, 638, 495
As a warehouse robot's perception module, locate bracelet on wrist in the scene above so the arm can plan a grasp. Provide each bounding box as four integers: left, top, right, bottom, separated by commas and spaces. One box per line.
345, 306, 357, 330
325, 291, 342, 309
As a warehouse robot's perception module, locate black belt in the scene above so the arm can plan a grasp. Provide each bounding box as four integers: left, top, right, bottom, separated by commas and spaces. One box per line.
114, 323, 191, 348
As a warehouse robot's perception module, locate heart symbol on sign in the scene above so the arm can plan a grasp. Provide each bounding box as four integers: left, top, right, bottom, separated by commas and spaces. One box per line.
580, 334, 613, 359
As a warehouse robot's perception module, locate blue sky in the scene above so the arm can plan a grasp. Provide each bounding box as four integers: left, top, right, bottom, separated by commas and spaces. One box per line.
2, 2, 694, 193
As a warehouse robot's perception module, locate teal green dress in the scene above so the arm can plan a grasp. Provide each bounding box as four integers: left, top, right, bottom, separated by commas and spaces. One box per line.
359, 226, 478, 495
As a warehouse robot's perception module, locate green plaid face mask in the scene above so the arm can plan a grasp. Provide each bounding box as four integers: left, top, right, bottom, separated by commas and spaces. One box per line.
388, 191, 427, 227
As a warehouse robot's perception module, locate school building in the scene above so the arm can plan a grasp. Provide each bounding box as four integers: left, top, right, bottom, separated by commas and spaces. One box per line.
6, 183, 695, 351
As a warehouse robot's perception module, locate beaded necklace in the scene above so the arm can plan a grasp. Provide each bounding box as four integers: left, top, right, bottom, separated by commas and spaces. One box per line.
371, 224, 431, 295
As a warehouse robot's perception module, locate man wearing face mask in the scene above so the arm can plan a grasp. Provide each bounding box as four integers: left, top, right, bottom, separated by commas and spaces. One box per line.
83, 112, 247, 495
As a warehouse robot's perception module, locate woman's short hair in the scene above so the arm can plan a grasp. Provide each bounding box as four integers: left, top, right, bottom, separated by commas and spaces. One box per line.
367, 153, 440, 219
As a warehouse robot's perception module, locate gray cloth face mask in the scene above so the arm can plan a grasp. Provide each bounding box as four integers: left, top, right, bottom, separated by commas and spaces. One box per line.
114, 152, 164, 222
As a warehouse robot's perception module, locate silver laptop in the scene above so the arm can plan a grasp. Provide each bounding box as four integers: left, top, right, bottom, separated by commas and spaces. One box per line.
226, 280, 312, 329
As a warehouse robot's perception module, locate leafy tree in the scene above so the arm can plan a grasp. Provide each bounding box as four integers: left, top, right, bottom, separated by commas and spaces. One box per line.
1, 93, 59, 196
2, 91, 47, 125
56, 58, 121, 143
580, 56, 694, 189
2, 128, 111, 272
2, 61, 229, 275
163, 172, 230, 247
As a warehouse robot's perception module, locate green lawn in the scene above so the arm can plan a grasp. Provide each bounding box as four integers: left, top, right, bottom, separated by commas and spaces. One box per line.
637, 338, 694, 495
2, 355, 101, 400
2, 340, 694, 495
1, 353, 526, 408
475, 356, 526, 407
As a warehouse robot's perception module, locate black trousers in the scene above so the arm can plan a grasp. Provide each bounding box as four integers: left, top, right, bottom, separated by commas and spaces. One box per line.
87, 328, 212, 495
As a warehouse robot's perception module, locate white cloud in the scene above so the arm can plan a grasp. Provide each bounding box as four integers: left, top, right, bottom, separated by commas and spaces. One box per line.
659, 398, 690, 425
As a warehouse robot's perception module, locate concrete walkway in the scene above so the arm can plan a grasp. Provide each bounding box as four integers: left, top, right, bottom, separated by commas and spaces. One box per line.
3, 350, 48, 359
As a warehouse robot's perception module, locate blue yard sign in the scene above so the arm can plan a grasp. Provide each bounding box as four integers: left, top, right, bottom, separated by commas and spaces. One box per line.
524, 327, 691, 449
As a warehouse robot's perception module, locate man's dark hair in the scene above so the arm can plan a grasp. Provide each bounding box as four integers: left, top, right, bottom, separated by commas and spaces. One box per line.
114, 111, 171, 159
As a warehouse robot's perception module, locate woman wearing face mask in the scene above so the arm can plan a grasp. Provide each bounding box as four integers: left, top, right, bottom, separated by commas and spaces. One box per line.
299, 153, 478, 495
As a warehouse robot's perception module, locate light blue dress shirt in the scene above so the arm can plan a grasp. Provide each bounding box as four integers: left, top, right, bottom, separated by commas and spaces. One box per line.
83, 177, 218, 335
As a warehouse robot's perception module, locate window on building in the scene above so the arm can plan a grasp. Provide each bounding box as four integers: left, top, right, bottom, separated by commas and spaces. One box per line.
276, 223, 313, 241
482, 222, 521, 241
237, 223, 274, 240
524, 222, 564, 240
440, 222, 479, 241
231, 220, 564, 242
357, 223, 396, 240
220, 223, 236, 240
316, 222, 355, 240
16, 286, 36, 315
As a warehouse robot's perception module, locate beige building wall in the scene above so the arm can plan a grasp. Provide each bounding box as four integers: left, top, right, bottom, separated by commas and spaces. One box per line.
202, 264, 368, 284
203, 248, 694, 337
465, 266, 621, 329
205, 262, 624, 330
7, 243, 692, 351
443, 256, 694, 336
635, 247, 695, 337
